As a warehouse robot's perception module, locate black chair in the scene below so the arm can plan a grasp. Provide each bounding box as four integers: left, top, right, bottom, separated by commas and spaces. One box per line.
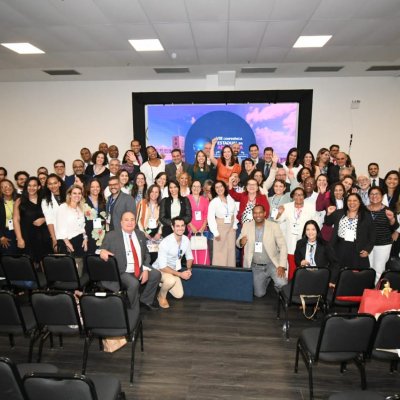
371, 311, 400, 373
1, 254, 46, 291
85, 255, 123, 292
0, 291, 38, 362
80, 293, 143, 384
329, 268, 376, 311
0, 357, 59, 400
23, 372, 126, 400
277, 267, 330, 339
294, 313, 376, 400
30, 291, 83, 362
43, 254, 89, 291
379, 270, 400, 291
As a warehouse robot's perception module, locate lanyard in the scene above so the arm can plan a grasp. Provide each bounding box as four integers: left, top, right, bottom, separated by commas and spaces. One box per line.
89, 196, 99, 212
255, 226, 264, 242
107, 196, 117, 214
294, 206, 303, 222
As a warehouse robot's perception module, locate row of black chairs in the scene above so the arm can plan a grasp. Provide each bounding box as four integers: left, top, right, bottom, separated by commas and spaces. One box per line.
295, 311, 400, 400
0, 290, 143, 383
277, 267, 400, 339
0, 356, 126, 400
0, 254, 124, 294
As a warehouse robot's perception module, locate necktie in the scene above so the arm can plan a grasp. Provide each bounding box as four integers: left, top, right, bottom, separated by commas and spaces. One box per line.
264, 163, 270, 177
129, 234, 140, 278
372, 179, 376, 187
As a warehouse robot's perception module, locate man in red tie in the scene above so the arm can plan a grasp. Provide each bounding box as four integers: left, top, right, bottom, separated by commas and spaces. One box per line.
100, 211, 161, 311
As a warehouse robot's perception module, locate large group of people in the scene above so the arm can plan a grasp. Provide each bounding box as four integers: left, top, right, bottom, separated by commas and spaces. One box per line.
1, 138, 399, 310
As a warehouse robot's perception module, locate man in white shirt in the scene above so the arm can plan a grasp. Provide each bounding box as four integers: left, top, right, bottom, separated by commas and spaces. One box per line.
109, 158, 121, 177
152, 217, 193, 309
100, 211, 161, 310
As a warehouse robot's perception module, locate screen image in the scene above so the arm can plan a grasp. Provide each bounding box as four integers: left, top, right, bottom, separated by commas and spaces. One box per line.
146, 103, 299, 164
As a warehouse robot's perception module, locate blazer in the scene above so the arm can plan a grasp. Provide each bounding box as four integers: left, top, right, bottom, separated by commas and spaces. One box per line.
165, 161, 191, 181
256, 160, 283, 179
236, 219, 287, 269
101, 228, 151, 274
325, 209, 376, 254
159, 196, 192, 237
228, 189, 270, 222
294, 238, 338, 269
107, 192, 136, 232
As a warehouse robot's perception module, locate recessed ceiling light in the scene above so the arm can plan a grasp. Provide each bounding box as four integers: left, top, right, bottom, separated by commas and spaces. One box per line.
1, 42, 45, 54
293, 35, 332, 48
128, 39, 164, 52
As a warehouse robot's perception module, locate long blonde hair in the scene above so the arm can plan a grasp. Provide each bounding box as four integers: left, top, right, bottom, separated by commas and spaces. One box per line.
66, 184, 85, 210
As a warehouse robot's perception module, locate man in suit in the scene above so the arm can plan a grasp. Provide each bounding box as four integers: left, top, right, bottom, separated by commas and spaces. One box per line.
368, 162, 385, 190
106, 176, 136, 232
130, 139, 147, 165
100, 211, 161, 310
80, 147, 92, 168
165, 148, 190, 181
256, 147, 282, 180
236, 205, 288, 297
65, 159, 87, 188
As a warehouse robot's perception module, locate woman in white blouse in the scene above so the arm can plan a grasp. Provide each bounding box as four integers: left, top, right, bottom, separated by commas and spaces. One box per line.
140, 146, 166, 185
207, 180, 238, 267
56, 184, 87, 257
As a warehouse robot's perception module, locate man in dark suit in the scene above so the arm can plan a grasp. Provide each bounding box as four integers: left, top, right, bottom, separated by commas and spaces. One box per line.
106, 176, 136, 232
65, 159, 87, 188
368, 162, 386, 190
256, 147, 282, 180
165, 148, 191, 181
130, 139, 147, 166
100, 211, 161, 310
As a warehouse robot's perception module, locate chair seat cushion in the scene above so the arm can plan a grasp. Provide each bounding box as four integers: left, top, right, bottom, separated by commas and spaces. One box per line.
17, 363, 58, 377
300, 327, 358, 362
89, 375, 121, 400
372, 349, 400, 360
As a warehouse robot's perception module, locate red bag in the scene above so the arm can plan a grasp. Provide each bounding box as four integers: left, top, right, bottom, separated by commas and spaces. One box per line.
358, 288, 400, 315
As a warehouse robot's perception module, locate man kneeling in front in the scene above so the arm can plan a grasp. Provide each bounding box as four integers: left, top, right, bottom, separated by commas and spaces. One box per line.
152, 217, 193, 309
237, 204, 288, 297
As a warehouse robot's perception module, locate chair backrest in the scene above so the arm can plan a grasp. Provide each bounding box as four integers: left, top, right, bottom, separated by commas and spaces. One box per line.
31, 291, 82, 332
80, 293, 128, 333
43, 255, 80, 285
332, 268, 376, 300
373, 311, 400, 350
1, 255, 42, 288
0, 357, 27, 400
379, 271, 400, 291
290, 267, 331, 299
316, 313, 376, 361
23, 373, 97, 400
86, 255, 122, 289
0, 291, 28, 333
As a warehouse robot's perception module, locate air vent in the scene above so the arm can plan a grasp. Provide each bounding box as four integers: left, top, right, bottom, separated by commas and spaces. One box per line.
241, 67, 276, 73
43, 69, 81, 76
154, 67, 190, 74
305, 66, 343, 72
366, 65, 400, 71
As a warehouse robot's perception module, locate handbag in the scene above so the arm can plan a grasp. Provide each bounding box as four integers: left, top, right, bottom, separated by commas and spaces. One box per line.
299, 295, 321, 320
190, 233, 208, 251
358, 282, 400, 316
102, 337, 127, 353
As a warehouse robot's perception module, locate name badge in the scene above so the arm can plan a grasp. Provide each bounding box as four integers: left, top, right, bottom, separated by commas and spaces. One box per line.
7, 219, 14, 230
106, 214, 111, 224
148, 218, 157, 229
224, 215, 231, 224
194, 211, 202, 221
344, 229, 356, 242
255, 242, 263, 253
93, 218, 102, 229
270, 208, 278, 219
292, 223, 300, 235
175, 258, 182, 271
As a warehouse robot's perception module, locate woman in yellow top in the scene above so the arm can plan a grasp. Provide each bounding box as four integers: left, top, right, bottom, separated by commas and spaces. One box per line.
209, 137, 241, 184
0, 179, 18, 255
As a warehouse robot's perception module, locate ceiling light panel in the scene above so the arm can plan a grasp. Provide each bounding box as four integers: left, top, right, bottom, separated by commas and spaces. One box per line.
293, 35, 332, 48
1, 42, 45, 54
129, 39, 164, 51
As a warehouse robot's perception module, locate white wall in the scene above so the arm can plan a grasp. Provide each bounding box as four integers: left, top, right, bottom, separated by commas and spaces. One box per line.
0, 76, 399, 179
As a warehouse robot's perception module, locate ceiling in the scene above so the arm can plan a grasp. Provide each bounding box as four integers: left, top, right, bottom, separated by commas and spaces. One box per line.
0, 0, 399, 82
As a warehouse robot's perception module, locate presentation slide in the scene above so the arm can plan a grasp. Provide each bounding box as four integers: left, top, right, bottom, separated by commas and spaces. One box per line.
146, 103, 299, 164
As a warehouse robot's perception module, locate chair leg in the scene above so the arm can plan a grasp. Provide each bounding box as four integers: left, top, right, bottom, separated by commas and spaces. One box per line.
308, 362, 314, 400
130, 337, 138, 384
294, 340, 300, 373
82, 336, 93, 375
37, 332, 49, 363
284, 304, 289, 340
9, 334, 15, 348
139, 322, 144, 352
340, 362, 347, 373
98, 338, 103, 351
59, 335, 63, 348
49, 333, 54, 349
276, 295, 281, 319
354, 356, 367, 390
28, 332, 36, 363
390, 360, 398, 373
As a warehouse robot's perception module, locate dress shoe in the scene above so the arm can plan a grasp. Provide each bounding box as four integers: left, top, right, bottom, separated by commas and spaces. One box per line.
157, 295, 170, 309
140, 301, 159, 311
